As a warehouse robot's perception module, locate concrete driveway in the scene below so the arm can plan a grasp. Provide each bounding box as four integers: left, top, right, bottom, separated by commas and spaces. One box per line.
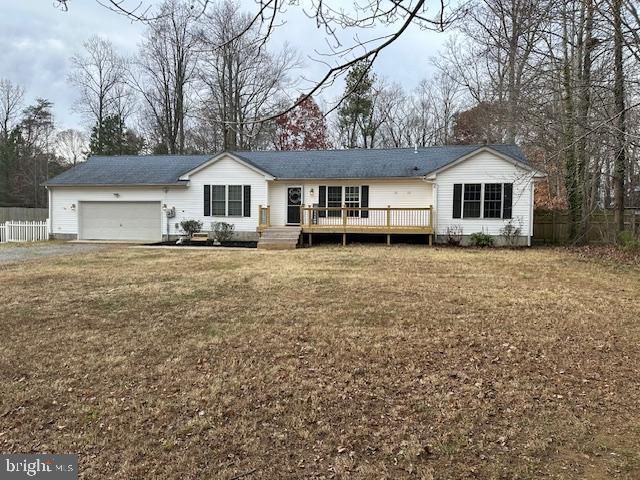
0, 242, 116, 265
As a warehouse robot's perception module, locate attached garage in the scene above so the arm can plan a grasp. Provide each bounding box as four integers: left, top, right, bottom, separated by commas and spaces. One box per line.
79, 201, 162, 242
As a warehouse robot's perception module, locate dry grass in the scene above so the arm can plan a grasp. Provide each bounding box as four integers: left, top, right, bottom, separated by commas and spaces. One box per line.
1, 245, 639, 479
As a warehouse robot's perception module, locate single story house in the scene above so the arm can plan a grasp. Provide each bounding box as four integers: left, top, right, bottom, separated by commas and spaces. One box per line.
44, 144, 544, 247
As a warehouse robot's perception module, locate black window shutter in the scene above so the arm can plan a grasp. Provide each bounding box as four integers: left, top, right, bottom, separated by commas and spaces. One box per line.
453, 184, 462, 219
503, 183, 513, 219
204, 185, 211, 216
361, 185, 369, 218
318, 185, 326, 218
243, 185, 251, 217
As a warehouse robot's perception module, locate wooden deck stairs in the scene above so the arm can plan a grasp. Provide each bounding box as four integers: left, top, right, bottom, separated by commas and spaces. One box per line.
257, 226, 302, 250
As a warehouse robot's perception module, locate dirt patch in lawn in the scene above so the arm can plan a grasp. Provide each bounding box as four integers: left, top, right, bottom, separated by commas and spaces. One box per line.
1, 246, 639, 479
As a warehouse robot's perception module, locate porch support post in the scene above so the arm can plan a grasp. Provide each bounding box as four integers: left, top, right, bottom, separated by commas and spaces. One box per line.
309, 233, 312, 247
428, 234, 433, 246
342, 233, 346, 246
386, 234, 391, 246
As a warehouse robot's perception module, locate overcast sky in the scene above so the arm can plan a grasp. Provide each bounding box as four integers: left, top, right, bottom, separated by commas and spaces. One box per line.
1, 1, 449, 132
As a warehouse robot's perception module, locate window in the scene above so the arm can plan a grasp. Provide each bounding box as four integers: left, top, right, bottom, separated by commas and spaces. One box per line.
453, 183, 514, 219
212, 185, 226, 216
344, 186, 360, 217
327, 186, 342, 217
209, 185, 250, 217
483, 183, 502, 218
227, 185, 243, 216
463, 184, 481, 218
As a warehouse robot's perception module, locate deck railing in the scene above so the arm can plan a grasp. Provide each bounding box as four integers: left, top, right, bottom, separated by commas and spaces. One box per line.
300, 206, 432, 232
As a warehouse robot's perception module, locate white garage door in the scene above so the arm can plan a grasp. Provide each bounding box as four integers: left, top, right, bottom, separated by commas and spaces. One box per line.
79, 201, 162, 242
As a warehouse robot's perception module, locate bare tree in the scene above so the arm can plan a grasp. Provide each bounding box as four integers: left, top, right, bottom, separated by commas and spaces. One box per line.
612, 0, 626, 232
0, 79, 24, 138
68, 36, 128, 130
131, 0, 200, 154
58, 0, 462, 122
56, 129, 87, 166
197, 0, 299, 150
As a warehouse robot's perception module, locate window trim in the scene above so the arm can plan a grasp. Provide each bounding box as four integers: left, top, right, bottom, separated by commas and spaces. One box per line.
227, 185, 243, 217
212, 185, 226, 217
211, 184, 245, 217
458, 182, 512, 220
483, 183, 504, 219
324, 185, 362, 217
462, 183, 482, 219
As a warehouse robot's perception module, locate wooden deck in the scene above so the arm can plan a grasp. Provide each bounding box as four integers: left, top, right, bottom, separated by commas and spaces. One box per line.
258, 205, 434, 237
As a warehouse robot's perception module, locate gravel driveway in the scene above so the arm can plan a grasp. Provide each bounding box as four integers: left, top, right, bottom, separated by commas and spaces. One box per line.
0, 242, 116, 265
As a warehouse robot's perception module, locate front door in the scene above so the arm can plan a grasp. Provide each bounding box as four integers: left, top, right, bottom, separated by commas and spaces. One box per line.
287, 186, 302, 224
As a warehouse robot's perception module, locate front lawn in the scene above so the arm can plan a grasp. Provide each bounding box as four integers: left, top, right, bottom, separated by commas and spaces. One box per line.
1, 246, 639, 479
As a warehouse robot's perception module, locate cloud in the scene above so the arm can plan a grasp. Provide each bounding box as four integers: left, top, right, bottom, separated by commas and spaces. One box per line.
0, 1, 447, 131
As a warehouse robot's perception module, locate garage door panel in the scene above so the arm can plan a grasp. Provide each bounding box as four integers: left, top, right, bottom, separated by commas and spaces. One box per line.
80, 202, 161, 242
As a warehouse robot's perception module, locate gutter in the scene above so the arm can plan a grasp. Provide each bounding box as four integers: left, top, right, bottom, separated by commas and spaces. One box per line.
43, 182, 190, 188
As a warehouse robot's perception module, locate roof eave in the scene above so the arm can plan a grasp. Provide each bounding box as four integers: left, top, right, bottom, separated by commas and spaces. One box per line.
43, 182, 190, 188
178, 152, 275, 180
271, 175, 428, 181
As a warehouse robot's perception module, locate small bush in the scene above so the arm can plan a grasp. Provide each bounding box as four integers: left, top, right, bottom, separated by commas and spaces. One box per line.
212, 222, 235, 243
180, 219, 203, 238
500, 219, 522, 247
618, 231, 640, 251
446, 225, 463, 246
469, 231, 494, 247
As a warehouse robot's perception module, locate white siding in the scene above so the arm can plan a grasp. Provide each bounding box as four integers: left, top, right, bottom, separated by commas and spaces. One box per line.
50, 187, 169, 238
186, 155, 267, 232
433, 151, 534, 238
50, 155, 269, 238
267, 179, 433, 226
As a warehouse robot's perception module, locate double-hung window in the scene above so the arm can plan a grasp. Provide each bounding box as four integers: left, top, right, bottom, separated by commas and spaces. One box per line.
463, 184, 482, 218
207, 185, 251, 217
212, 185, 226, 216
227, 185, 243, 216
453, 183, 513, 219
483, 183, 503, 218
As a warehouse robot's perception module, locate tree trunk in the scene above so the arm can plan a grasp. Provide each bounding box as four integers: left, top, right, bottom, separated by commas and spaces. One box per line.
612, 0, 626, 233
575, 0, 594, 244
561, 4, 579, 241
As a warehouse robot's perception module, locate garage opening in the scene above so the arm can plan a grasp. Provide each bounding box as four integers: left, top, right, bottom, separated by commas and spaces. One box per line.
79, 201, 162, 242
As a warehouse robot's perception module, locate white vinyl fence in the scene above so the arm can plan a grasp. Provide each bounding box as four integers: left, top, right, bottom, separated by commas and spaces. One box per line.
0, 220, 49, 243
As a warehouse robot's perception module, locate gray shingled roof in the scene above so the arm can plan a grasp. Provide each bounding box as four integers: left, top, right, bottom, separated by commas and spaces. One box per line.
45, 154, 211, 186
45, 145, 527, 186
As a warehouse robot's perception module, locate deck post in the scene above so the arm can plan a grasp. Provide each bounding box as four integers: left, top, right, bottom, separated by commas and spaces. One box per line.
309, 233, 312, 247
428, 234, 433, 246
386, 205, 391, 227
386, 234, 391, 246
342, 233, 346, 246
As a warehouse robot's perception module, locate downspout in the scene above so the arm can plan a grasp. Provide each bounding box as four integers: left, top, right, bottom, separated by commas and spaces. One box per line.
47, 187, 53, 238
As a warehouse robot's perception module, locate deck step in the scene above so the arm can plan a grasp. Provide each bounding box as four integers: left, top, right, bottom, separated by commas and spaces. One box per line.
258, 226, 301, 250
